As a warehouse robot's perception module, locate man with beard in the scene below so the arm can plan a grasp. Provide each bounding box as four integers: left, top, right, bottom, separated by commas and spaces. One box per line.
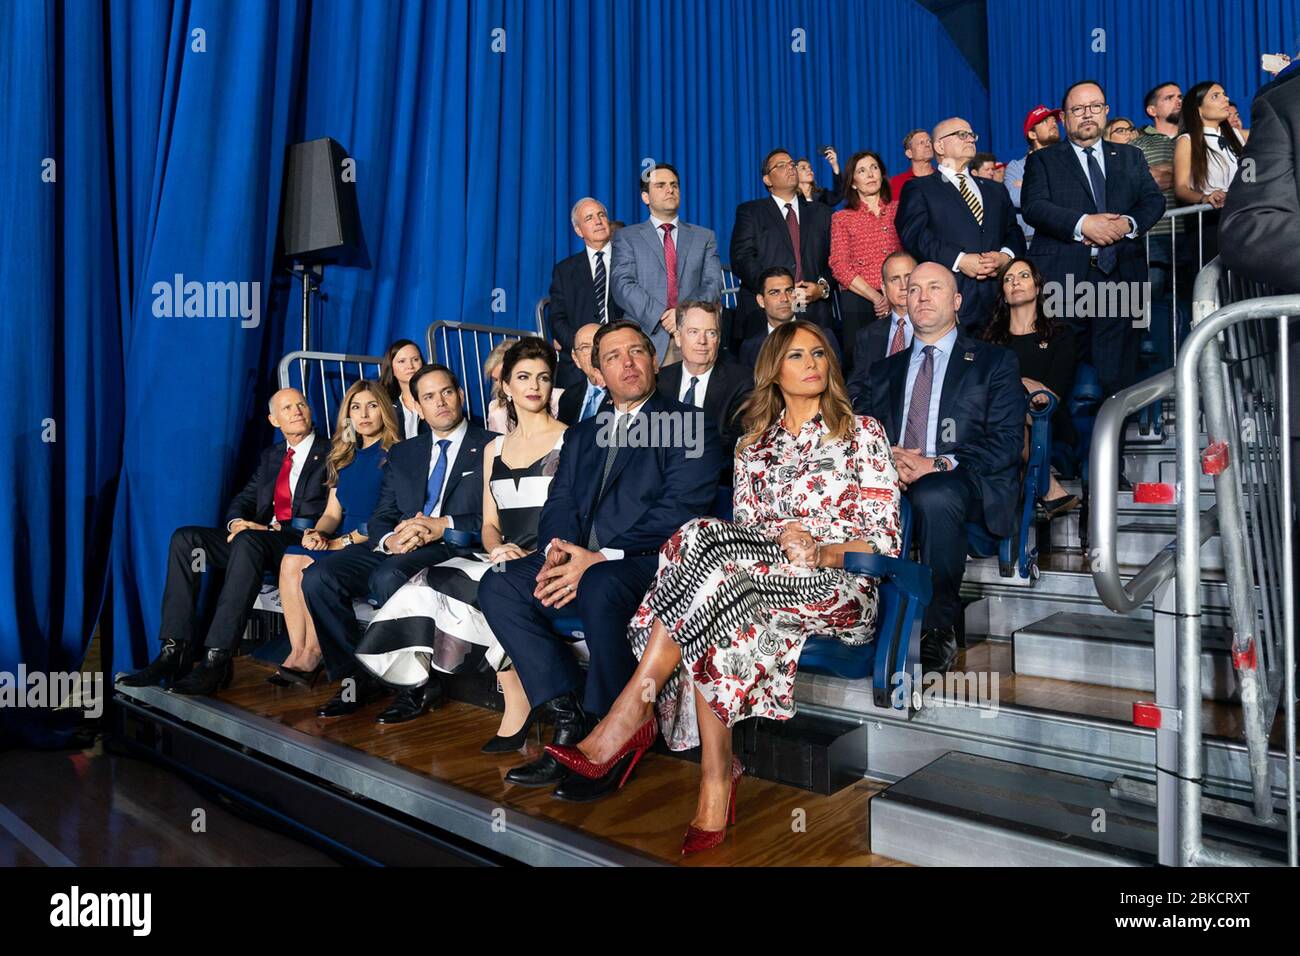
1005, 105, 1063, 241
1135, 83, 1184, 368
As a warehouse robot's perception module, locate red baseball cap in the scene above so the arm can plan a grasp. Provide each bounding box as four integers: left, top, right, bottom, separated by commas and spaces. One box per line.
1023, 105, 1063, 136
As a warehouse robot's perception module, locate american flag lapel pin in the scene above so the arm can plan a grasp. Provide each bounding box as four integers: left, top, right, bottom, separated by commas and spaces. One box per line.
964, 352, 975, 361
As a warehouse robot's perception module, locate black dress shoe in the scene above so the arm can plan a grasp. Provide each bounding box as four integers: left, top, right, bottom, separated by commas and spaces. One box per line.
553, 749, 643, 802
919, 625, 959, 675
116, 637, 191, 688
315, 672, 386, 718
169, 648, 234, 696
376, 678, 445, 724
504, 692, 590, 787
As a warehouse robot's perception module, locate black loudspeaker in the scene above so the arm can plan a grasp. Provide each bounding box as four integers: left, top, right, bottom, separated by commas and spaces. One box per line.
279, 137, 363, 263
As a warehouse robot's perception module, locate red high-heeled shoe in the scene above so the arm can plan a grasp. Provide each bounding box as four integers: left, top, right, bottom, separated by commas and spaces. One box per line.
545, 717, 657, 783
681, 757, 745, 857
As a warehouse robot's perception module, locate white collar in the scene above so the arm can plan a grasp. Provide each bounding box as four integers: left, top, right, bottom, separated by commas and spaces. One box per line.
648, 214, 680, 233
285, 432, 315, 456
430, 418, 468, 449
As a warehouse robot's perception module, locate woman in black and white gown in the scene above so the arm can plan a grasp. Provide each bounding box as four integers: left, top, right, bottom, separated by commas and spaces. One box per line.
357, 338, 566, 749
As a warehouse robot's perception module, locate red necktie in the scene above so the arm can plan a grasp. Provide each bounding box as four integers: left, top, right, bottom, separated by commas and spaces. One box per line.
661, 223, 678, 309
273, 446, 294, 522
785, 203, 803, 282
888, 316, 907, 355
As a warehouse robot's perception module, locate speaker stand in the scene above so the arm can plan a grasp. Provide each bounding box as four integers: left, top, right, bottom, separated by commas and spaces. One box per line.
293, 263, 323, 395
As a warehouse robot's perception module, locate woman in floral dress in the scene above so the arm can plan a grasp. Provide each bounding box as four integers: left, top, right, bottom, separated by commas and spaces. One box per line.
547, 321, 899, 854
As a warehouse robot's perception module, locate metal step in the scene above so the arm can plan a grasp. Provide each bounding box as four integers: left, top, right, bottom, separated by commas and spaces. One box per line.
869, 752, 1287, 866
1012, 611, 1238, 701
962, 554, 1236, 639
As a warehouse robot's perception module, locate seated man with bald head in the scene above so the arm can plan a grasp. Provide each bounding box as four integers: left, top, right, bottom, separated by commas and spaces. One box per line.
855, 263, 1025, 673
557, 322, 609, 425
118, 388, 331, 694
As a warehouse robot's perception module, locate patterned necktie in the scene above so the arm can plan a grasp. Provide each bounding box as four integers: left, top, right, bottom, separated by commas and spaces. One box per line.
661, 224, 678, 309
684, 376, 699, 407
423, 439, 451, 515
588, 412, 628, 549
903, 346, 936, 452
956, 172, 984, 225
273, 446, 295, 522
784, 202, 804, 281
580, 384, 604, 421
888, 316, 907, 356
1086, 146, 1119, 274
593, 250, 607, 324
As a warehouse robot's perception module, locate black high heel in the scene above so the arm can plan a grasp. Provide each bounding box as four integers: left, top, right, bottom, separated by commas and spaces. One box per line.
277, 661, 325, 688
481, 706, 544, 753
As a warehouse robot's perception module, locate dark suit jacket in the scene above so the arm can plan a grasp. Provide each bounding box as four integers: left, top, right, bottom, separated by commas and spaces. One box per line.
1021, 140, 1165, 298
657, 358, 752, 477
547, 249, 624, 388
366, 423, 496, 544
846, 313, 905, 405
738, 318, 841, 369
392, 401, 430, 440
225, 434, 330, 527
857, 332, 1026, 538
537, 390, 720, 555
730, 194, 834, 330
557, 377, 605, 426
896, 170, 1026, 332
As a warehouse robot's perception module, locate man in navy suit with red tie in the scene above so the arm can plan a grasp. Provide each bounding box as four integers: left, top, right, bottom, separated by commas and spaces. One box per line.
896, 117, 1025, 334
118, 388, 330, 693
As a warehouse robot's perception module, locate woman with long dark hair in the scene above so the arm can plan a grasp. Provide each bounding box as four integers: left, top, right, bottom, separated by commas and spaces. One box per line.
545, 322, 900, 855
982, 258, 1078, 517
380, 338, 427, 439
356, 338, 567, 748
1174, 81, 1247, 262
829, 150, 901, 370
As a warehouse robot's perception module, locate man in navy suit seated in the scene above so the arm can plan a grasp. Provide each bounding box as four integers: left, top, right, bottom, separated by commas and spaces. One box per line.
897, 116, 1026, 334
480, 320, 720, 801
846, 250, 917, 406
118, 388, 330, 695
1021, 80, 1165, 451
739, 266, 841, 369
857, 263, 1025, 673
303, 364, 495, 723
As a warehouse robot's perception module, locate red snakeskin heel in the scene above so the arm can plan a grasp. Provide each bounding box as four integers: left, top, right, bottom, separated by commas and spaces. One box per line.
545, 717, 657, 783
681, 757, 745, 857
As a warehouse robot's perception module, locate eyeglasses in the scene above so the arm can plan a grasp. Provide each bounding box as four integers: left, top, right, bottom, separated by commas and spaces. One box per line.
1067, 103, 1108, 117
938, 129, 978, 143
1109, 125, 1135, 135
767, 160, 796, 172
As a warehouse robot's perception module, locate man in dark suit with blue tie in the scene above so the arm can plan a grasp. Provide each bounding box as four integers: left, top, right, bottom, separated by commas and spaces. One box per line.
847, 251, 917, 405
857, 263, 1025, 673
556, 322, 609, 425
1021, 80, 1166, 411
480, 320, 720, 801
897, 117, 1026, 335
547, 198, 625, 390
303, 364, 495, 722
119, 388, 331, 694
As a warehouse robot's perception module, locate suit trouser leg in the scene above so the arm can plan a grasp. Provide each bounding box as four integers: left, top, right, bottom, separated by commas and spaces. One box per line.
160, 526, 231, 651
907, 471, 980, 631
837, 290, 874, 377
571, 555, 657, 716
480, 552, 586, 708
302, 544, 385, 679
204, 529, 297, 652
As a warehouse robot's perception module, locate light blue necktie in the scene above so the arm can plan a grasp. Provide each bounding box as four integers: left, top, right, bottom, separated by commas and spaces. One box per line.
580, 385, 605, 421
423, 439, 451, 515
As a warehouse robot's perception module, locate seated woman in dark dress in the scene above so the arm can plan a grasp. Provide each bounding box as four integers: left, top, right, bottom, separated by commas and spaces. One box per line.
984, 257, 1079, 517
546, 323, 900, 855
356, 338, 567, 749
380, 338, 427, 440
273, 380, 400, 685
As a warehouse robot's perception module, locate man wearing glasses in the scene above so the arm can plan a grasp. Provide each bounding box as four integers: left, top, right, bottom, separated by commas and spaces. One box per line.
729, 148, 836, 339
1021, 80, 1165, 485
897, 116, 1025, 333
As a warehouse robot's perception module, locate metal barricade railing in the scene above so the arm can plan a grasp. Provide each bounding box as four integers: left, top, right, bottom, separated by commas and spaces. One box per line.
277, 350, 386, 438
424, 320, 544, 424
1142, 203, 1214, 372
1173, 258, 1297, 866
721, 265, 740, 311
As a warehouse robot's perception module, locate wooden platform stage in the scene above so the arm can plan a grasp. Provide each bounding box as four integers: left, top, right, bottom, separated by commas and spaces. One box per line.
154, 657, 904, 867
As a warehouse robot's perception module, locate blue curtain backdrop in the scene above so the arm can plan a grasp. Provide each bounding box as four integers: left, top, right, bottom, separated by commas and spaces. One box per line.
0, 0, 987, 742
985, 0, 1300, 157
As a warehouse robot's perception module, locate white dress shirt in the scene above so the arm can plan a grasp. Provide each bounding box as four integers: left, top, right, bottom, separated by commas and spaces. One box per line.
585, 243, 613, 320
677, 365, 713, 408
772, 192, 800, 224
1067, 140, 1138, 247
902, 326, 960, 467
1178, 127, 1244, 192
936, 165, 1017, 270
648, 214, 682, 252
400, 402, 421, 439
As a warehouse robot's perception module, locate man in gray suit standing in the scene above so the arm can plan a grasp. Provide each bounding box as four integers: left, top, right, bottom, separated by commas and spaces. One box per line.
609, 163, 724, 360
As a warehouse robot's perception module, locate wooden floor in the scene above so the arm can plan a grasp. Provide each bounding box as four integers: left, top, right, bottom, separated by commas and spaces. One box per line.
218, 658, 903, 866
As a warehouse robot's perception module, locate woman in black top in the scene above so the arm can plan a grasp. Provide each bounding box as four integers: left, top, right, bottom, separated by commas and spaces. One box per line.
984, 258, 1079, 518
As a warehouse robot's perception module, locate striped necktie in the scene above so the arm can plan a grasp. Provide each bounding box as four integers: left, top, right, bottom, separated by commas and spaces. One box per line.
593, 250, 607, 323
956, 172, 984, 225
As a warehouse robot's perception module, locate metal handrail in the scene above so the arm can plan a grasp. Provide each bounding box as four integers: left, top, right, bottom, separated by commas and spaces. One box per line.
1175, 263, 1298, 867
1089, 368, 1217, 613
534, 296, 550, 340
277, 350, 386, 437
424, 319, 544, 423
